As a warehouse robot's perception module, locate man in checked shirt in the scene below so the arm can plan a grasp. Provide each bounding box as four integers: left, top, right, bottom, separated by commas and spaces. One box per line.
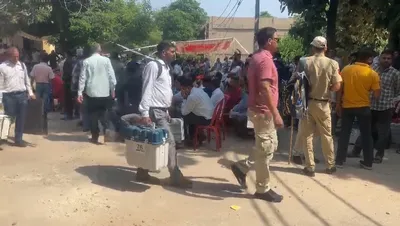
349, 49, 400, 163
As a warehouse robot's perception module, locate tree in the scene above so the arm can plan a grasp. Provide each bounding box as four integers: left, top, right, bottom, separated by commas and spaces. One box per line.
278, 35, 305, 62
260, 11, 273, 18
279, 0, 339, 49
0, 0, 51, 37
67, 0, 160, 49
156, 0, 207, 41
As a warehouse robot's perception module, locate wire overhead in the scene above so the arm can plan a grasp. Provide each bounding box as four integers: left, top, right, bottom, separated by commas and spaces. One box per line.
214, 0, 233, 22
216, 0, 242, 28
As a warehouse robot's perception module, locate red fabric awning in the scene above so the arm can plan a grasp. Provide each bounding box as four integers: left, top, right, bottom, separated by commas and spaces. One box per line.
175, 38, 233, 54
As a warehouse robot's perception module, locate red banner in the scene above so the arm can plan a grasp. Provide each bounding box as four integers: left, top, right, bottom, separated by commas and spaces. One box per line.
175, 38, 233, 54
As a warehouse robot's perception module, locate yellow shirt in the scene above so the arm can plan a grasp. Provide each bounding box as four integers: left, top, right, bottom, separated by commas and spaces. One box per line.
341, 62, 380, 108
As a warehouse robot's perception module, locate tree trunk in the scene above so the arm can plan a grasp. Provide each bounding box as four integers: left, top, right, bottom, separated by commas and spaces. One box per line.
326, 0, 339, 50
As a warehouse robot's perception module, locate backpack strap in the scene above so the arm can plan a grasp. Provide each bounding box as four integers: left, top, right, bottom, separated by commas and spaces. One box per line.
153, 60, 163, 79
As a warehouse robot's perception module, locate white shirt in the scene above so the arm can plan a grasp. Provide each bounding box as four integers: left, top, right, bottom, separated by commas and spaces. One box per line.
139, 59, 173, 117
30, 62, 54, 83
210, 88, 224, 107
32, 51, 40, 63
173, 64, 183, 76
0, 61, 33, 96
181, 87, 213, 120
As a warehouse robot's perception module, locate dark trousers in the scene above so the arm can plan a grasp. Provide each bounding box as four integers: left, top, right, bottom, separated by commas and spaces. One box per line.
2, 92, 28, 143
336, 107, 373, 166
63, 83, 74, 118
183, 113, 211, 140
353, 109, 393, 158
86, 96, 112, 140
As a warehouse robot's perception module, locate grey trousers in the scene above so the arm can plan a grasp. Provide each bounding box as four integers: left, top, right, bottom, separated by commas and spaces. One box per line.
120, 108, 181, 177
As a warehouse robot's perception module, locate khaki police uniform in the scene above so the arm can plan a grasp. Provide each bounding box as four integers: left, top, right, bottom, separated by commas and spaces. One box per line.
300, 53, 342, 171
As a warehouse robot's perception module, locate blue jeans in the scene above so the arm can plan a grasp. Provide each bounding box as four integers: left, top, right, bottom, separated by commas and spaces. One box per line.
35, 83, 51, 112
2, 91, 28, 143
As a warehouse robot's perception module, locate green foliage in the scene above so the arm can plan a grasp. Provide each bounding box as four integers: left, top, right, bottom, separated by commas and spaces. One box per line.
68, 0, 160, 49
156, 0, 207, 41
278, 35, 305, 62
0, 0, 51, 36
260, 11, 273, 18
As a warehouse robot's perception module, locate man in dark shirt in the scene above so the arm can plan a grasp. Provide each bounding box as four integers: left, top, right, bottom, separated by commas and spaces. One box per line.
62, 50, 75, 120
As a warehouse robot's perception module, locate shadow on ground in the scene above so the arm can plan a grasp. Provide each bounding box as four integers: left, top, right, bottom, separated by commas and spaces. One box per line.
76, 165, 151, 192
75, 165, 251, 201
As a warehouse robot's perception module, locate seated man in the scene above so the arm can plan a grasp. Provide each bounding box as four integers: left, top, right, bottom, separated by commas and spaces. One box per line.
224, 75, 242, 122
203, 76, 224, 107
230, 88, 249, 137
180, 77, 214, 142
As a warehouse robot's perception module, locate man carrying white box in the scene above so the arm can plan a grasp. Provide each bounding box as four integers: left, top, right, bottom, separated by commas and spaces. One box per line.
138, 41, 192, 189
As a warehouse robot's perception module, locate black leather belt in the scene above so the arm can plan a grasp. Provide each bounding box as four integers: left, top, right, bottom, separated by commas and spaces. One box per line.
309, 98, 329, 102
151, 107, 168, 111
3, 91, 26, 95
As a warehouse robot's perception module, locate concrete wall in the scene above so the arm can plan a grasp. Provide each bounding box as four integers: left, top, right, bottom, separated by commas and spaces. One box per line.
207, 16, 294, 55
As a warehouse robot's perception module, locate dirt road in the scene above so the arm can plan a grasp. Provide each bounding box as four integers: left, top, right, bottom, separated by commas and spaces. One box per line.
0, 113, 399, 226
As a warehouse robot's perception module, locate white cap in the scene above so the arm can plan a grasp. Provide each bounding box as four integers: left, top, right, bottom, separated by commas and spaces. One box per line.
310, 36, 327, 48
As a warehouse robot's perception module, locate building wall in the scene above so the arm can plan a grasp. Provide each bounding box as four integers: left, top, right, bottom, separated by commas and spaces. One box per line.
207, 16, 294, 54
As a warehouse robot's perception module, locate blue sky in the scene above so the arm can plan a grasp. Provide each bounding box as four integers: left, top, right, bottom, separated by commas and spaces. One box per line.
149, 0, 289, 18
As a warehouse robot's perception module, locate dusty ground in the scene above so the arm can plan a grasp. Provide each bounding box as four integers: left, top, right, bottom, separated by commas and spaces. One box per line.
0, 113, 399, 226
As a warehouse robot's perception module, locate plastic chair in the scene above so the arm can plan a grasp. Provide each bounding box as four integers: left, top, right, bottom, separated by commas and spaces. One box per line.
193, 98, 226, 152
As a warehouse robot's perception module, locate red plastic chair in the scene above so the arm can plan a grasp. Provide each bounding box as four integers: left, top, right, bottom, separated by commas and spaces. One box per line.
193, 98, 226, 152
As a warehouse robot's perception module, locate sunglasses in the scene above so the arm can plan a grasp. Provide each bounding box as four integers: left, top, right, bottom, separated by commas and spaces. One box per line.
271, 37, 280, 43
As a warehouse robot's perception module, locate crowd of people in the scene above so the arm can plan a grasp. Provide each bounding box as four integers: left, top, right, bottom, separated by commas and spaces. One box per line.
1, 25, 400, 203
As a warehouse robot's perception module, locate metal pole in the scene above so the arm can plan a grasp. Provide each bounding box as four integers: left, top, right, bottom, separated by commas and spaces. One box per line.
253, 0, 260, 52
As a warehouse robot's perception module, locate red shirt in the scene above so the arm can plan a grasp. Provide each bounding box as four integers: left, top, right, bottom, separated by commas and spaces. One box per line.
247, 49, 279, 114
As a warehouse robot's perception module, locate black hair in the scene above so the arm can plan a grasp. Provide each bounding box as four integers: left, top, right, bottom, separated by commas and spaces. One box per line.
211, 78, 220, 88
202, 76, 212, 84
256, 27, 277, 48
294, 55, 301, 63
179, 77, 194, 87
248, 54, 253, 58
40, 53, 49, 62
157, 41, 175, 54
215, 71, 223, 80
356, 48, 374, 63
381, 49, 394, 57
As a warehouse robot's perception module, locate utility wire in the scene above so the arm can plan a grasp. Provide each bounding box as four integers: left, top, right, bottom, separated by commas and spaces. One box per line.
222, 0, 244, 37
214, 0, 233, 22
216, 0, 241, 28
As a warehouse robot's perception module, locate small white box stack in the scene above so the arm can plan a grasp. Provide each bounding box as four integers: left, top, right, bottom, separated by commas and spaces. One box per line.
0, 114, 11, 140
125, 140, 169, 172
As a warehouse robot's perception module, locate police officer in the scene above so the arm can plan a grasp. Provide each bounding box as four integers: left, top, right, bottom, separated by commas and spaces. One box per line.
299, 36, 342, 177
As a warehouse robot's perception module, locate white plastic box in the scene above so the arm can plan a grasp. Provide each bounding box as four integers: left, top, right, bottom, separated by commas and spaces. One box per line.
125, 139, 169, 172
0, 114, 11, 140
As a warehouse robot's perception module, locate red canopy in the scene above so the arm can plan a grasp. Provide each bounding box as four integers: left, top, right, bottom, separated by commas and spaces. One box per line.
175, 38, 233, 54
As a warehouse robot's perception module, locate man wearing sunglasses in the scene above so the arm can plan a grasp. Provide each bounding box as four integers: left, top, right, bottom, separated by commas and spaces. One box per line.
231, 27, 284, 203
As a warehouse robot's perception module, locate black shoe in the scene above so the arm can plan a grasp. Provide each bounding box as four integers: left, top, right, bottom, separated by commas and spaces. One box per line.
254, 189, 283, 203
335, 161, 344, 168
359, 160, 372, 170
373, 156, 383, 164
136, 168, 151, 182
88, 137, 102, 145
326, 167, 337, 174
292, 156, 303, 165
13, 142, 27, 148
347, 152, 361, 158
360, 161, 372, 170
231, 164, 247, 189
302, 167, 315, 177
